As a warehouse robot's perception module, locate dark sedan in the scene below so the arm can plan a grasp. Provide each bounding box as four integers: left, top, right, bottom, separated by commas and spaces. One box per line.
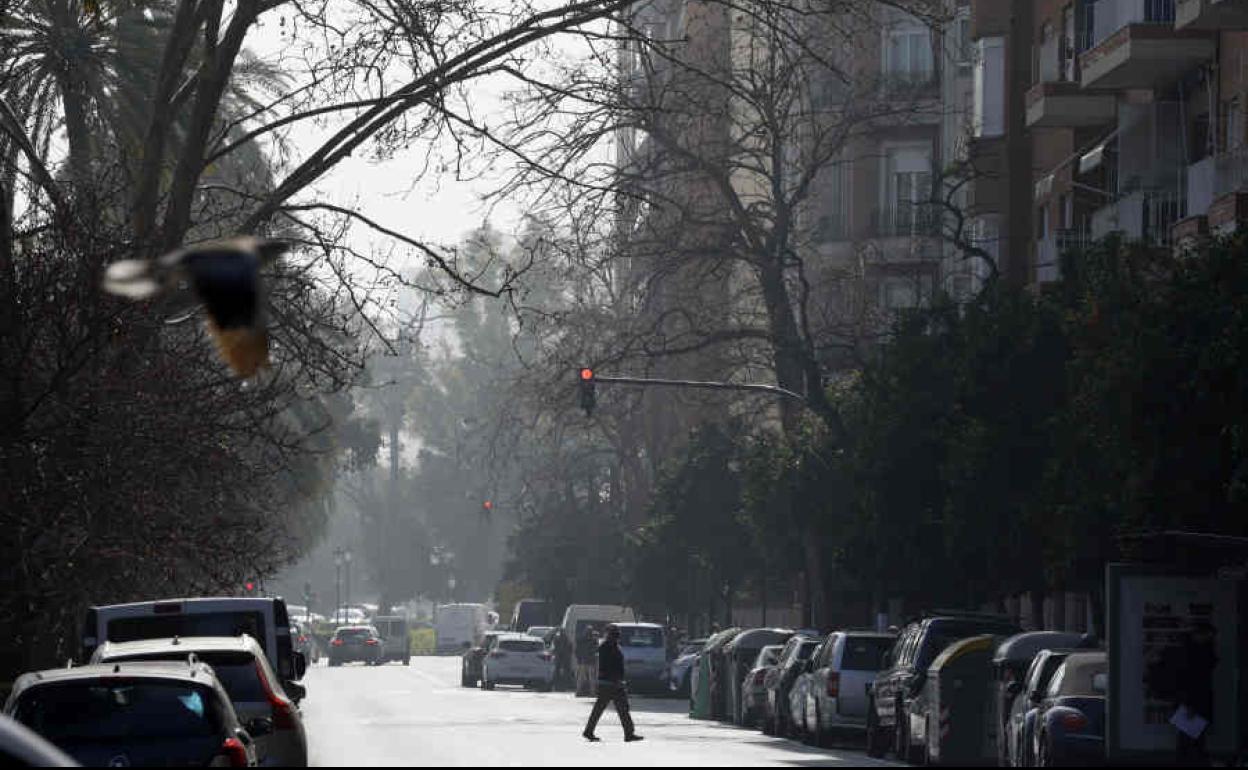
762, 635, 821, 737
328, 625, 384, 666
1033, 651, 1108, 767
461, 631, 505, 688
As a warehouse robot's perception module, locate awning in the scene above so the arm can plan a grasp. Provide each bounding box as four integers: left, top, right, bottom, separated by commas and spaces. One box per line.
1079, 139, 1112, 175
1033, 173, 1054, 202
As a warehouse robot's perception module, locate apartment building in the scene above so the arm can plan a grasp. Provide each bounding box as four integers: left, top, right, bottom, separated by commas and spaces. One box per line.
979, 0, 1248, 285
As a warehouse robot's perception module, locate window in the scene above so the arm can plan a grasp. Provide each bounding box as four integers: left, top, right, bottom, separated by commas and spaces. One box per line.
1225, 98, 1244, 151
841, 637, 894, 671
1061, 6, 1076, 82
974, 37, 1005, 137
885, 19, 933, 84
883, 145, 933, 235
882, 277, 918, 310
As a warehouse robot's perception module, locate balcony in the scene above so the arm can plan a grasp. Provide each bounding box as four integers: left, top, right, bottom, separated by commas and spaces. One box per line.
1090, 188, 1186, 246
1080, 0, 1214, 90
1175, 0, 1248, 30
1036, 230, 1091, 283
871, 204, 941, 239
1025, 81, 1117, 129
1187, 147, 1248, 217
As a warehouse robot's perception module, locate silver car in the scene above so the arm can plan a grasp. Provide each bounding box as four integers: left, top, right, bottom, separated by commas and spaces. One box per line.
92, 635, 307, 766
613, 622, 668, 693
804, 631, 896, 746
741, 645, 783, 727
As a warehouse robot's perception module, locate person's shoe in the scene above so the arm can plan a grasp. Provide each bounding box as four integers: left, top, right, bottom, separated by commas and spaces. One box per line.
624, 734, 645, 742
582, 732, 601, 742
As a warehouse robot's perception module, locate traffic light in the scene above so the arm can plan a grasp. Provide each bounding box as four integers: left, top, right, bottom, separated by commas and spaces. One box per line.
578, 368, 596, 416
244, 579, 256, 594
482, 500, 494, 513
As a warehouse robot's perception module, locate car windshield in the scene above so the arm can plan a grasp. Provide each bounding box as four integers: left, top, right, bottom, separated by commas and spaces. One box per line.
620, 628, 663, 647
15, 681, 223, 742
108, 651, 266, 702
842, 637, 894, 670
796, 641, 819, 660
499, 639, 544, 652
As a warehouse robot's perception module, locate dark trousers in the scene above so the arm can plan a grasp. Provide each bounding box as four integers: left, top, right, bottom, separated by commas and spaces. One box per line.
584, 680, 635, 737
1177, 730, 1210, 766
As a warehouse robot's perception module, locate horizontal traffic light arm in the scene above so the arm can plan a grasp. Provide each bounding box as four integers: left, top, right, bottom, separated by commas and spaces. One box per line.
588, 374, 805, 403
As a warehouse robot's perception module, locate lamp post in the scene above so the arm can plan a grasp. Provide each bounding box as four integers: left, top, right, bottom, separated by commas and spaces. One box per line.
447, 576, 456, 603
344, 549, 353, 621
333, 548, 345, 624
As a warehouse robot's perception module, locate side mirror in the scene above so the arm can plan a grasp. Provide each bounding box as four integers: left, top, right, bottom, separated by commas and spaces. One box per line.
245, 717, 274, 737
286, 681, 306, 704
293, 651, 307, 680
1006, 681, 1023, 697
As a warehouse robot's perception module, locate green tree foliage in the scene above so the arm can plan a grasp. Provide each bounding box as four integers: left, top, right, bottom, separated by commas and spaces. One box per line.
629, 423, 753, 624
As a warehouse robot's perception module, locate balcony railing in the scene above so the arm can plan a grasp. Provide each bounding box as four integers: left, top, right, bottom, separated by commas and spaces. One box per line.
1187, 146, 1248, 218
871, 204, 941, 238
1086, 0, 1176, 49
1036, 229, 1092, 283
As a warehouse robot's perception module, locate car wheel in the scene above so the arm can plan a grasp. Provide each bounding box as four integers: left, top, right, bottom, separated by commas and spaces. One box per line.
866, 696, 886, 758
483, 679, 495, 691
812, 703, 826, 748
403, 657, 410, 666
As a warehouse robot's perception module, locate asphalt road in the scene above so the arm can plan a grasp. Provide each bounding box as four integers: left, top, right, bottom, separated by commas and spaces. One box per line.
300, 656, 899, 766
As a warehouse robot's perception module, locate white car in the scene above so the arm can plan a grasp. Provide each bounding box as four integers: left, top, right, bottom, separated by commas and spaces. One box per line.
92, 635, 308, 766
481, 634, 555, 691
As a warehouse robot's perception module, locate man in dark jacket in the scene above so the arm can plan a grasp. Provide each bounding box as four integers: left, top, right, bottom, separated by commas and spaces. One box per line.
583, 625, 644, 742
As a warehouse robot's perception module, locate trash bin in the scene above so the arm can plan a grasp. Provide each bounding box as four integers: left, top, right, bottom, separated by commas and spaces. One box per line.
926, 634, 999, 766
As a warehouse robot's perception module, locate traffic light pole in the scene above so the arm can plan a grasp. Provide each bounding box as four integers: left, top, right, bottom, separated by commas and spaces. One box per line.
589, 374, 806, 403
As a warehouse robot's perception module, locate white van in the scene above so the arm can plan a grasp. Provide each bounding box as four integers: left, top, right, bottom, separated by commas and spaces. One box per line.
79, 597, 304, 692
434, 603, 490, 653
560, 604, 637, 657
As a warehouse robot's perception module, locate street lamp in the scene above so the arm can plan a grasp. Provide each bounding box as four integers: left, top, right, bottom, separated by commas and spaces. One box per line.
344, 549, 353, 622
447, 576, 456, 602
333, 548, 345, 624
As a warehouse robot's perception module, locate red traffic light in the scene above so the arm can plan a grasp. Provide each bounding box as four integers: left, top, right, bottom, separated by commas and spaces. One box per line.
244, 581, 255, 592
580, 368, 594, 381
482, 500, 493, 511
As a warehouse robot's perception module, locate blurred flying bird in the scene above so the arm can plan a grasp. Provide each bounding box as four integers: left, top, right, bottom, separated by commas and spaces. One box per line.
103, 236, 289, 378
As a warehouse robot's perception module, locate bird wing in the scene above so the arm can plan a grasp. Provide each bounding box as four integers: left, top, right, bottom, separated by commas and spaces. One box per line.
102, 259, 165, 299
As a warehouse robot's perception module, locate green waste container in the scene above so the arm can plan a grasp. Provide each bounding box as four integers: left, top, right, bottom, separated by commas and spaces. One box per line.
690, 653, 712, 719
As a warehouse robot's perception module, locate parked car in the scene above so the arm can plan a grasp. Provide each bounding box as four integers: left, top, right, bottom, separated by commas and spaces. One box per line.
290, 620, 319, 666
763, 635, 821, 736
524, 626, 556, 644
436, 604, 491, 654
789, 642, 823, 743
328, 626, 384, 666
723, 628, 794, 724
481, 633, 555, 690
373, 616, 411, 665
991, 631, 1084, 767
5, 661, 260, 767
461, 631, 506, 687
665, 638, 706, 699
1032, 651, 1108, 767
867, 612, 1020, 762
80, 597, 304, 692
91, 635, 307, 766
804, 631, 896, 747
614, 622, 668, 693
740, 645, 784, 728
0, 714, 78, 767
1005, 648, 1072, 767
